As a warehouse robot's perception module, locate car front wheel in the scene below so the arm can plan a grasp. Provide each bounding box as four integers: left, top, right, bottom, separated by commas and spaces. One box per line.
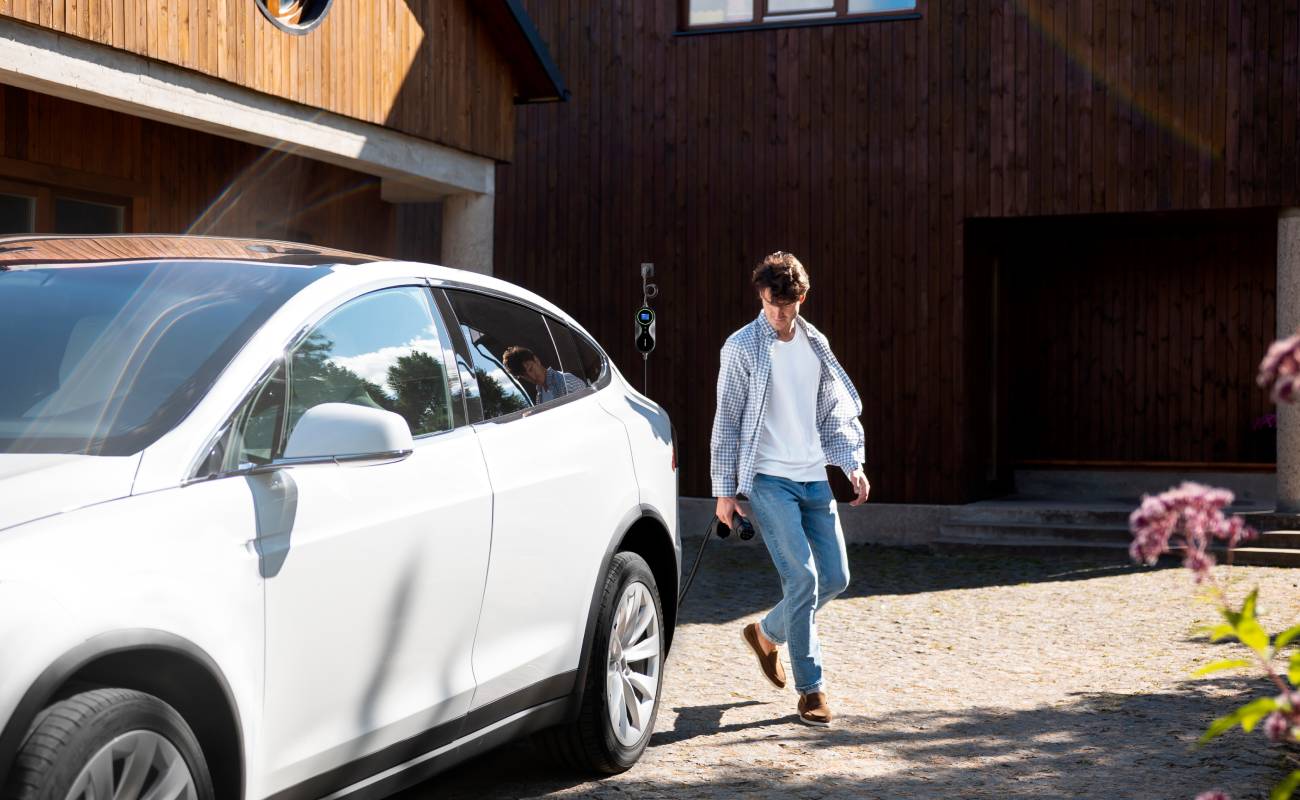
3, 688, 214, 800
538, 551, 664, 774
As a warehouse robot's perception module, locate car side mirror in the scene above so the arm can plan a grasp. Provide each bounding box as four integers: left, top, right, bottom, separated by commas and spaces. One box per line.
282, 403, 414, 463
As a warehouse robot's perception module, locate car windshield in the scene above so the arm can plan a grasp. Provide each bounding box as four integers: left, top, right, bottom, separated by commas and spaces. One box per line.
0, 260, 329, 456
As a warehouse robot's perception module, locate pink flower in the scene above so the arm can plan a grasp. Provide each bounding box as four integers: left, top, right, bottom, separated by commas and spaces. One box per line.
1128, 483, 1258, 581
1258, 332, 1300, 403
1195, 792, 1232, 800
1265, 711, 1291, 742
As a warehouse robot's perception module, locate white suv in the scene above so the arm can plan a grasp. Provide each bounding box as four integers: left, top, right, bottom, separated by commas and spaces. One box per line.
0, 236, 679, 800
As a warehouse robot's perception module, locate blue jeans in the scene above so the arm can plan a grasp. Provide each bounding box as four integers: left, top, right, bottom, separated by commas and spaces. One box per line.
749, 473, 850, 695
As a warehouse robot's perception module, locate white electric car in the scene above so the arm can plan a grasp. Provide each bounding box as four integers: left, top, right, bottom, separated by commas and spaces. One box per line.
0, 236, 679, 800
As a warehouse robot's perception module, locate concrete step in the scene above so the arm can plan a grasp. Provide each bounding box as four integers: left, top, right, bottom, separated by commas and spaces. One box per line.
1012, 468, 1276, 504
939, 521, 1132, 546
1229, 547, 1300, 568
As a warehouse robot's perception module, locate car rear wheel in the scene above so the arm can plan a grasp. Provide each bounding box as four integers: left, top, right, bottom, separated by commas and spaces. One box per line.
537, 551, 664, 774
3, 688, 214, 800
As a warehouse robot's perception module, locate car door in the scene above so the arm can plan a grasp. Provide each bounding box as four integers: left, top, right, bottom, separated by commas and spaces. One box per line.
235, 285, 494, 796
439, 288, 640, 714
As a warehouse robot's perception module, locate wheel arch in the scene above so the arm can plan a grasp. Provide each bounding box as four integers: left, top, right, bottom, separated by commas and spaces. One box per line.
0, 630, 244, 800
568, 505, 678, 721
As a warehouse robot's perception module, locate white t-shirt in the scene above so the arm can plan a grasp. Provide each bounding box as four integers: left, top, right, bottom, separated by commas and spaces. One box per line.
753, 325, 828, 482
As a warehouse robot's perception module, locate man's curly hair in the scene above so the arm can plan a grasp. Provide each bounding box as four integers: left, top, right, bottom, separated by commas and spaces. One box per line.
502, 345, 538, 376
752, 251, 810, 304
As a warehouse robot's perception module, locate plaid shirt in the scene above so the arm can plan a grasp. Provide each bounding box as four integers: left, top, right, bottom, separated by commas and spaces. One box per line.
710, 313, 865, 498
539, 367, 588, 403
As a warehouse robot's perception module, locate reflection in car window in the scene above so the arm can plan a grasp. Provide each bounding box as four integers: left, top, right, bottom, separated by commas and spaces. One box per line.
285, 287, 452, 447
236, 365, 286, 465
545, 317, 605, 388
445, 290, 573, 420
0, 260, 326, 456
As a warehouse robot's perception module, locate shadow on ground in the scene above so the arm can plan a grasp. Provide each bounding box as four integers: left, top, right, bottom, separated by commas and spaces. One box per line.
412, 676, 1286, 799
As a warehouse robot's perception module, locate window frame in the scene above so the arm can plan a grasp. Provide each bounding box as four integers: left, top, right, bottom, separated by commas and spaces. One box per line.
677, 0, 920, 34
0, 176, 134, 234
433, 283, 611, 427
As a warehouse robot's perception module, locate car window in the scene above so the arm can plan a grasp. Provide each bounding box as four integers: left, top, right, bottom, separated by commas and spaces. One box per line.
545, 318, 607, 387
285, 287, 453, 446
445, 290, 580, 420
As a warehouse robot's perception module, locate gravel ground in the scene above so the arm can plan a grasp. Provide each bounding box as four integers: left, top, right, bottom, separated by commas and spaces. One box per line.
398, 542, 1300, 800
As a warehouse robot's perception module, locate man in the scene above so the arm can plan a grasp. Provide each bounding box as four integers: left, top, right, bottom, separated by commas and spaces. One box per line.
502, 345, 587, 403
711, 250, 869, 728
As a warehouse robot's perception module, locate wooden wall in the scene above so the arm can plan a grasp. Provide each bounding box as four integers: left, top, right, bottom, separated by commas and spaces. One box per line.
995, 210, 1277, 467
495, 0, 1300, 503
0, 86, 441, 259
0, 0, 518, 162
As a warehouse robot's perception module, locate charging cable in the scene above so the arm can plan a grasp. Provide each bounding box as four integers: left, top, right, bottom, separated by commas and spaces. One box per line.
677, 512, 754, 605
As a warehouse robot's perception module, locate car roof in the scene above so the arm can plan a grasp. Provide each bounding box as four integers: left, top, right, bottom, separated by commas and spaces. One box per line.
0, 234, 378, 267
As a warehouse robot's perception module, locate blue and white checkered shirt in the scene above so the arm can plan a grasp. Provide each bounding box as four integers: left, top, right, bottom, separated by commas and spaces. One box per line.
710, 313, 865, 498
539, 367, 588, 403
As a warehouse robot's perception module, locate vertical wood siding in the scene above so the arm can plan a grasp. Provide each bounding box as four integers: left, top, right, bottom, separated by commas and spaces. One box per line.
0, 0, 518, 161
496, 0, 1300, 503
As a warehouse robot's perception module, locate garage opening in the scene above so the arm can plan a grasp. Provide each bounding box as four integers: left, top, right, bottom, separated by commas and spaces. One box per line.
966, 209, 1278, 498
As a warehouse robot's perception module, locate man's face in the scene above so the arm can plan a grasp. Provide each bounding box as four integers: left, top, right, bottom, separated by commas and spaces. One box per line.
522, 357, 548, 387
760, 288, 805, 332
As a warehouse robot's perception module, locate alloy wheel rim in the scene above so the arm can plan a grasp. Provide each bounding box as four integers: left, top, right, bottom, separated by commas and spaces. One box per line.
65, 730, 198, 800
606, 580, 661, 747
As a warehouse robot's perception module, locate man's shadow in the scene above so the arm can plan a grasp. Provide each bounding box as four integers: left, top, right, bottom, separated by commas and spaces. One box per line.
649, 700, 795, 747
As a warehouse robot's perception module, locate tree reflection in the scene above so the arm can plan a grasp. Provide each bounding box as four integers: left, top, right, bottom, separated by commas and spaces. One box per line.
289, 333, 453, 436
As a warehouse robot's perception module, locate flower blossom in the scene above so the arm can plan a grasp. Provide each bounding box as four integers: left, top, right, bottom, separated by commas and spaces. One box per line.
1128, 483, 1258, 581
1194, 792, 1233, 800
1265, 711, 1292, 743
1258, 331, 1300, 403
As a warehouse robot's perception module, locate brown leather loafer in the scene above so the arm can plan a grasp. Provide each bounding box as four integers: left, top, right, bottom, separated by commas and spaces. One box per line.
741, 622, 787, 689
798, 691, 832, 727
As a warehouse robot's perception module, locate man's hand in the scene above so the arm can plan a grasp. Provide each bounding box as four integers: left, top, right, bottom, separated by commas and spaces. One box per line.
848, 468, 870, 506
715, 496, 745, 529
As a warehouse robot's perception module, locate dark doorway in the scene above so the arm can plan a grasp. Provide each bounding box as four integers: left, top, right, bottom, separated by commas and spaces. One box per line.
966, 210, 1277, 498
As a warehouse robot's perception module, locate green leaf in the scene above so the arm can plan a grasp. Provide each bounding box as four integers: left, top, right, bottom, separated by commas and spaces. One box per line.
1201, 697, 1279, 744
1239, 619, 1272, 656
1241, 697, 1281, 732
1201, 707, 1249, 744
1272, 770, 1300, 800
1276, 624, 1300, 652
1192, 659, 1253, 677
1244, 589, 1260, 622
1290, 653, 1300, 686
1210, 623, 1237, 642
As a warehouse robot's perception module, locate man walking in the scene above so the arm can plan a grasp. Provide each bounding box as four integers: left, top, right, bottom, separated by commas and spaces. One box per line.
711, 251, 869, 727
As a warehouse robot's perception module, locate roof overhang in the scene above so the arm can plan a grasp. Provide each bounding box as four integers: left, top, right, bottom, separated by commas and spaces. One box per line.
477, 0, 570, 104
0, 18, 495, 201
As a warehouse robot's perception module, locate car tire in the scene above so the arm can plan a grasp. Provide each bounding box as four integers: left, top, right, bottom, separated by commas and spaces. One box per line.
537, 551, 665, 775
3, 688, 215, 800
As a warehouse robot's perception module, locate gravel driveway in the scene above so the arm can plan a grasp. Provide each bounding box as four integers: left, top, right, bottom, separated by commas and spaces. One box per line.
398, 541, 1300, 799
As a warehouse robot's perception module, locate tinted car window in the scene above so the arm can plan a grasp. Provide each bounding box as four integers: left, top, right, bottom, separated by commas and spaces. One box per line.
445, 290, 580, 420
0, 260, 326, 456
286, 287, 453, 445
545, 318, 606, 387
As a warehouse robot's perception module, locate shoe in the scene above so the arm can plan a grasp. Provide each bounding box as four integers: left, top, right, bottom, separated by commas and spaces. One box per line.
798, 691, 832, 727
741, 622, 787, 689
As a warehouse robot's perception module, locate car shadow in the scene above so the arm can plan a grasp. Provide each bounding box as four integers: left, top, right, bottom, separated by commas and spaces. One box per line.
411, 676, 1285, 799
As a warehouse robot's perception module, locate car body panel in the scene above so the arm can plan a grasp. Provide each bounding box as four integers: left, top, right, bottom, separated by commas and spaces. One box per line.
467, 384, 641, 710
0, 454, 140, 533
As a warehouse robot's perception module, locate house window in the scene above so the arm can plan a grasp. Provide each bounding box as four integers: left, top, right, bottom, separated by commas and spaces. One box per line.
255, 0, 335, 33
0, 178, 129, 235
684, 0, 917, 30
